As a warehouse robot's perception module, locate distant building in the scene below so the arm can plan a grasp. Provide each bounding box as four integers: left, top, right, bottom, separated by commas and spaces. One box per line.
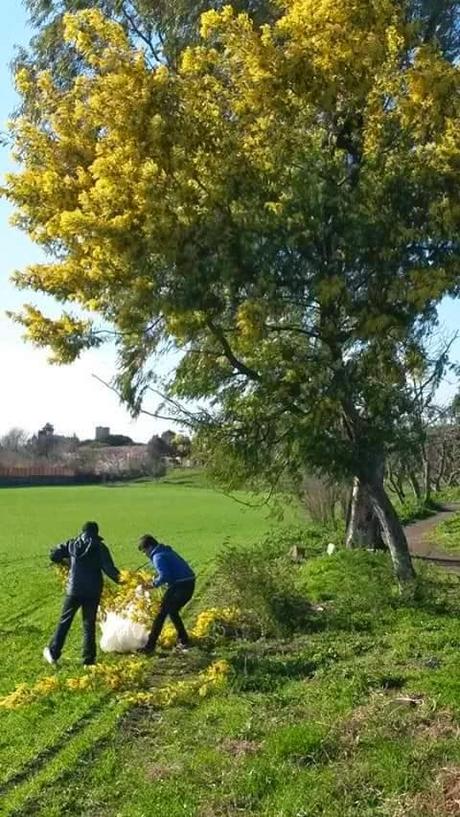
95, 426, 110, 442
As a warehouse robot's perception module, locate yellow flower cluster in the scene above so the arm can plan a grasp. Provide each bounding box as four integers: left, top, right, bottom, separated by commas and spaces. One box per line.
0, 660, 229, 711
54, 562, 70, 586
5, 0, 459, 376
66, 658, 148, 693
100, 569, 159, 627
0, 675, 60, 709
236, 301, 267, 342
0, 660, 147, 709
191, 607, 241, 640
123, 660, 230, 707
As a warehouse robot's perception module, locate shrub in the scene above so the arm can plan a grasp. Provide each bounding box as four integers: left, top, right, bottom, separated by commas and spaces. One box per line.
300, 475, 349, 526
206, 530, 324, 637
394, 496, 442, 526
148, 457, 167, 478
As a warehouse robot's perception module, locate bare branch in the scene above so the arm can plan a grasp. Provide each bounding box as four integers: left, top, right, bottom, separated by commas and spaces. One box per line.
120, 1, 163, 65
265, 323, 320, 339
145, 385, 214, 425
90, 316, 164, 341
91, 374, 196, 429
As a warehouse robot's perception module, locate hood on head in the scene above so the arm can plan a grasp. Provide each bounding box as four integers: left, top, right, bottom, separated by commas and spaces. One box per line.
150, 543, 170, 555
69, 532, 99, 559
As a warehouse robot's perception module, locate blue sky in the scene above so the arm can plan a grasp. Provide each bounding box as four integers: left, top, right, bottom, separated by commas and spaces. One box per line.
0, 0, 458, 441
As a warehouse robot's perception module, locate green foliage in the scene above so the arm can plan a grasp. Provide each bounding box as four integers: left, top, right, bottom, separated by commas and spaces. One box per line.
435, 484, 460, 502
394, 495, 442, 526
6, 0, 460, 502
207, 526, 337, 637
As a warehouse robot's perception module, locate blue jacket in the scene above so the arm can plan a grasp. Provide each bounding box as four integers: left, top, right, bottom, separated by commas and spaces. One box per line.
147, 544, 195, 588
50, 533, 120, 598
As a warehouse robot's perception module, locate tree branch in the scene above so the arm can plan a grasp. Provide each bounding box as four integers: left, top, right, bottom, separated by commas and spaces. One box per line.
121, 1, 163, 65
145, 385, 214, 425
92, 374, 196, 429
206, 321, 310, 418
264, 323, 320, 339
206, 321, 262, 383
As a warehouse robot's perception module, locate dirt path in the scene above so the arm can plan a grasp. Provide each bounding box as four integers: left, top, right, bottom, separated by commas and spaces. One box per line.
404, 503, 460, 570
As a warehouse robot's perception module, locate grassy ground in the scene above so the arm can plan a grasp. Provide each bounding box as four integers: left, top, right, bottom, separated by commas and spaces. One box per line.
0, 481, 300, 815
4, 552, 460, 817
2, 482, 460, 817
428, 510, 460, 555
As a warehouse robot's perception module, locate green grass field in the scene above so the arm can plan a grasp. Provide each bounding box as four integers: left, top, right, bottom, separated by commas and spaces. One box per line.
1, 482, 460, 817
0, 480, 297, 815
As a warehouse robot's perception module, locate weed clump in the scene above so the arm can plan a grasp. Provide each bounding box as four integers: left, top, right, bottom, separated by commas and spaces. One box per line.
207, 530, 324, 637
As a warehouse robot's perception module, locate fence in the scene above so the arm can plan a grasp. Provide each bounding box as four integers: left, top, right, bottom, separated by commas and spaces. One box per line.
0, 464, 101, 487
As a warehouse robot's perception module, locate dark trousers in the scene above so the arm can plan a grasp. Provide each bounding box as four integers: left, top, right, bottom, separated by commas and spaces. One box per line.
146, 579, 195, 650
49, 594, 100, 664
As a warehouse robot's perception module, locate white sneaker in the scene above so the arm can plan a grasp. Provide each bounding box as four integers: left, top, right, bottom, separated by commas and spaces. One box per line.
43, 646, 57, 666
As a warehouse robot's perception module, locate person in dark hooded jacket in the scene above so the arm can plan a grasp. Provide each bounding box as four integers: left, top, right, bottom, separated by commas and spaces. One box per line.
44, 521, 120, 666
137, 534, 195, 655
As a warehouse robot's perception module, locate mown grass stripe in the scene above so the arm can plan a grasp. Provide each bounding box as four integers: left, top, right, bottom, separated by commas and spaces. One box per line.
0, 701, 128, 817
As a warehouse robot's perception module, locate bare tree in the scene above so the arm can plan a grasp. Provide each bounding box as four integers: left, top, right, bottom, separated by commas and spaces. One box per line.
0, 428, 29, 452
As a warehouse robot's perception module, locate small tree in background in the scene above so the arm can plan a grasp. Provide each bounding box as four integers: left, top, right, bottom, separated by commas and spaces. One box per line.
147, 435, 169, 460
0, 428, 29, 453
173, 434, 192, 460
29, 423, 57, 459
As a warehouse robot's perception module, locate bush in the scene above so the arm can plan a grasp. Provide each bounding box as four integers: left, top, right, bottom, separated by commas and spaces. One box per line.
300, 475, 349, 526
394, 496, 442, 526
207, 528, 332, 637
148, 457, 167, 478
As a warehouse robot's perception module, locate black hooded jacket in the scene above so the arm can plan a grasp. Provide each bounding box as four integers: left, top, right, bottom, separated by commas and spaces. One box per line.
50, 532, 120, 598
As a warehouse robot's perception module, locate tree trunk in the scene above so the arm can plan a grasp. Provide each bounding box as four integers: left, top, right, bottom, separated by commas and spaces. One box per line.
408, 471, 421, 500
448, 469, 460, 487
387, 471, 406, 503
423, 456, 432, 502
364, 479, 416, 583
345, 477, 384, 550
434, 439, 448, 493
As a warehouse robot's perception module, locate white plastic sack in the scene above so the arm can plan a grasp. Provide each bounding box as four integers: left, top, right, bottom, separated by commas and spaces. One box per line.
99, 583, 153, 653
99, 611, 149, 653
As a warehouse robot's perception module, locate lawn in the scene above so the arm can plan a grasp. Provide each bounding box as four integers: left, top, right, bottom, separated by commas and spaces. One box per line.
0, 480, 298, 815
1, 482, 460, 817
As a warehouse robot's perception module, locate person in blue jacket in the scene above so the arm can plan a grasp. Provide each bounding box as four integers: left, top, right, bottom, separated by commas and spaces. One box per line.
137, 534, 195, 655
44, 521, 120, 666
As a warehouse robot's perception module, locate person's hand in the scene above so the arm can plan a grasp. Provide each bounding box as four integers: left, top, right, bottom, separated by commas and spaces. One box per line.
135, 582, 152, 595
